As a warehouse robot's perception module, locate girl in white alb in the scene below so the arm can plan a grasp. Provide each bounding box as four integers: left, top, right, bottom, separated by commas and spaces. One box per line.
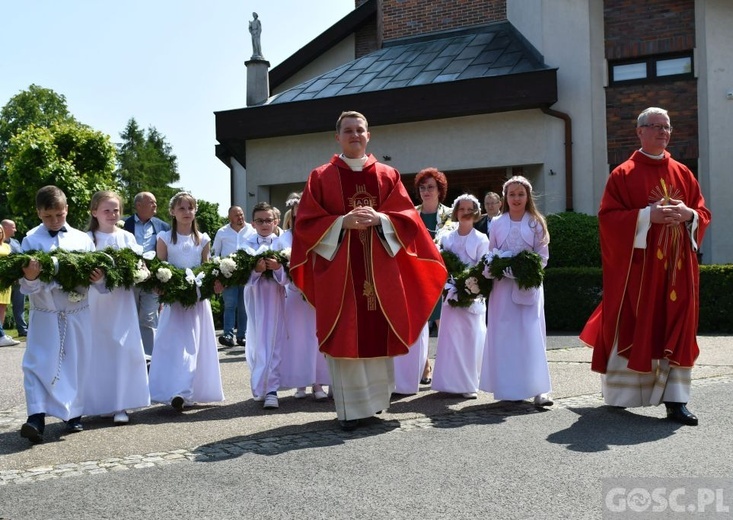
148, 192, 224, 410
85, 191, 150, 424
431, 194, 489, 399
479, 176, 552, 406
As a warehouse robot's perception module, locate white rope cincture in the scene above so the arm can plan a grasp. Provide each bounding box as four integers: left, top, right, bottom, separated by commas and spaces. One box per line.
32, 304, 89, 386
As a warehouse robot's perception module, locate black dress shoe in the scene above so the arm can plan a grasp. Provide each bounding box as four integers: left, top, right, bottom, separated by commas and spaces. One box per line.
218, 335, 235, 347
20, 422, 44, 444
339, 419, 360, 431
665, 403, 698, 426
171, 396, 185, 411
27, 413, 45, 432
420, 377, 432, 385
66, 417, 84, 433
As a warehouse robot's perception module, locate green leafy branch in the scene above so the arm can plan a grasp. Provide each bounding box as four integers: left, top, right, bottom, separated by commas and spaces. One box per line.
484, 249, 545, 289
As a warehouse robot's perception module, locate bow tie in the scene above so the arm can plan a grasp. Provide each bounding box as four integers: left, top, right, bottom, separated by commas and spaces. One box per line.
258, 237, 272, 245
48, 226, 68, 237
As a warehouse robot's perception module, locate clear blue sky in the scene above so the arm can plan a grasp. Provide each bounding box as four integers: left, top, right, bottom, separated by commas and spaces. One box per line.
0, 0, 353, 214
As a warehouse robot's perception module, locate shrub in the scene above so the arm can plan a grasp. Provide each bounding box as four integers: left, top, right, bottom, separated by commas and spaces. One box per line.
546, 212, 600, 268
209, 294, 224, 330
698, 264, 733, 332
543, 264, 733, 333
544, 267, 602, 331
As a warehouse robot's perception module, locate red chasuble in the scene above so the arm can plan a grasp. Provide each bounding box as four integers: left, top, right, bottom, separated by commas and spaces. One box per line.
580, 151, 711, 373
290, 154, 447, 359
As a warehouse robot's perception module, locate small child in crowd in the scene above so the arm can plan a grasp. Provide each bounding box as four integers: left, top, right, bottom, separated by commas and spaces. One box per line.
148, 191, 224, 411
19, 186, 104, 443
242, 202, 287, 409
274, 193, 330, 400
431, 194, 489, 399
85, 191, 150, 425
480, 176, 553, 406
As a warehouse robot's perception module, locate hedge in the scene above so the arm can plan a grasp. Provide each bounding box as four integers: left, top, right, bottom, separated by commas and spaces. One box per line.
546, 212, 601, 268
543, 265, 733, 333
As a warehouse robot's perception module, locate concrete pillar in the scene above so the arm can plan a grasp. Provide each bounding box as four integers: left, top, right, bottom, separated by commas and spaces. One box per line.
245, 59, 270, 106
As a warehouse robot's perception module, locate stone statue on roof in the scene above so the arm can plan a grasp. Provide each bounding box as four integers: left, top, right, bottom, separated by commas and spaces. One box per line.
249, 12, 263, 59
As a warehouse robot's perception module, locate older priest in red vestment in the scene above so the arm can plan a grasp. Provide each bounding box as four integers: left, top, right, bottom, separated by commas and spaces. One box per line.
580, 107, 711, 426
291, 111, 446, 430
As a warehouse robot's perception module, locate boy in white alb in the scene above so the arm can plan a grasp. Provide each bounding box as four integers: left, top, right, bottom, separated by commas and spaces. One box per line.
19, 186, 104, 443
242, 202, 287, 409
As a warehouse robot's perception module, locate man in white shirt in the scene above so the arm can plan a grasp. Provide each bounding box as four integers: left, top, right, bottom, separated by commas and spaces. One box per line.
123, 192, 170, 358
212, 205, 253, 347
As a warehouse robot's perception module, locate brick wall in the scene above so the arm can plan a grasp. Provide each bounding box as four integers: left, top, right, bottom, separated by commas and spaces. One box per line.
356, 18, 380, 58
382, 0, 506, 42
604, 0, 695, 59
604, 0, 697, 169
355, 0, 506, 55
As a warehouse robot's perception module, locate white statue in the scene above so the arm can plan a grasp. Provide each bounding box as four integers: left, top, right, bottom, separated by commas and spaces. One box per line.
249, 12, 263, 59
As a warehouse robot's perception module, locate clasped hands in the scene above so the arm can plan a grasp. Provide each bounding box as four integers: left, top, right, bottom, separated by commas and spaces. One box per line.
650, 198, 693, 227
254, 257, 281, 273
343, 206, 382, 230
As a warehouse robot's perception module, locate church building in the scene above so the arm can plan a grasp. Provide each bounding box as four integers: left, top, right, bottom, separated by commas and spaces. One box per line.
215, 0, 732, 263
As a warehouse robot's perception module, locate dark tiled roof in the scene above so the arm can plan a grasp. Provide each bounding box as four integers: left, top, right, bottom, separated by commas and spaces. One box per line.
270, 21, 549, 105
216, 19, 557, 158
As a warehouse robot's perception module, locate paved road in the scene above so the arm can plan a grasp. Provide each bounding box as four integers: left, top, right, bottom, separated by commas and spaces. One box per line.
1, 335, 732, 519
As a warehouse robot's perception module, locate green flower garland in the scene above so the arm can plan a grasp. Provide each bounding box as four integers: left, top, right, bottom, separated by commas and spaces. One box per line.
440, 250, 492, 308
483, 249, 545, 289
0, 249, 118, 292
0, 247, 290, 308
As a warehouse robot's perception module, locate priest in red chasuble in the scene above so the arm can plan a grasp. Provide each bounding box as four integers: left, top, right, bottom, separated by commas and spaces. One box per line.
580, 107, 711, 426
290, 111, 446, 430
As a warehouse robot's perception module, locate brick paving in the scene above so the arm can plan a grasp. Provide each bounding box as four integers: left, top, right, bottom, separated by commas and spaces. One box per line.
2, 374, 730, 486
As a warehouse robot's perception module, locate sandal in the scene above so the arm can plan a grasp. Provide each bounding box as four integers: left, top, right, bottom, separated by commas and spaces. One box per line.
420, 362, 433, 385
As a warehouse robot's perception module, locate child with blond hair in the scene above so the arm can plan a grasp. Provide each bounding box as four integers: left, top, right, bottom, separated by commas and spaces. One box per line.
148, 192, 224, 411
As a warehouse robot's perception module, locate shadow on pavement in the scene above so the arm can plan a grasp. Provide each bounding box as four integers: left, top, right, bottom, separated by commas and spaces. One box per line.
0, 422, 91, 453
546, 405, 682, 452
192, 416, 401, 460
388, 393, 551, 432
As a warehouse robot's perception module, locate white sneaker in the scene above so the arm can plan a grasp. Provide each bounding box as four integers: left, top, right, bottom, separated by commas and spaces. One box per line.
313, 386, 328, 400
294, 388, 307, 399
263, 394, 279, 409
0, 335, 20, 347
113, 411, 129, 425
253, 395, 265, 402
534, 393, 554, 406
462, 392, 478, 399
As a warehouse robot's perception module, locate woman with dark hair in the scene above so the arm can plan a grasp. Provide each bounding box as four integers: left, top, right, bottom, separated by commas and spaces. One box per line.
414, 167, 452, 240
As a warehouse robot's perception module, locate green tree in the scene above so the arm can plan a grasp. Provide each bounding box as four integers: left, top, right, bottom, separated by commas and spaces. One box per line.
0, 85, 75, 217
6, 122, 118, 233
195, 199, 225, 236
116, 118, 180, 212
